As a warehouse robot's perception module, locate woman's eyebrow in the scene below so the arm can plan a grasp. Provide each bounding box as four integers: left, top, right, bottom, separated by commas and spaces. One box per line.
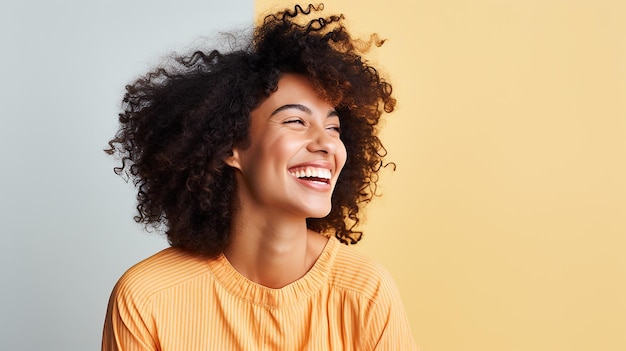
270, 104, 312, 116
270, 104, 339, 118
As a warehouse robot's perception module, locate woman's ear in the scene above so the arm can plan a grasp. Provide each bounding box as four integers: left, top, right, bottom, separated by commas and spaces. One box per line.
224, 148, 242, 170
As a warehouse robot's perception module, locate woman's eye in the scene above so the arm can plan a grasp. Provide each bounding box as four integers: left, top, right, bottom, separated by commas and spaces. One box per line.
327, 126, 341, 134
284, 119, 306, 125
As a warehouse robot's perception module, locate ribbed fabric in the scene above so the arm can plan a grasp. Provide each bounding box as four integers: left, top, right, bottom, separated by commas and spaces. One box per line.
102, 237, 418, 350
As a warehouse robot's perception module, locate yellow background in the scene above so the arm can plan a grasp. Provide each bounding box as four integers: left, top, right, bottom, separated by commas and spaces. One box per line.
256, 1, 626, 350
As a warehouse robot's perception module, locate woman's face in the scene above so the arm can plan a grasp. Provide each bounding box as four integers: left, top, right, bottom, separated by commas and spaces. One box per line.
228, 74, 347, 219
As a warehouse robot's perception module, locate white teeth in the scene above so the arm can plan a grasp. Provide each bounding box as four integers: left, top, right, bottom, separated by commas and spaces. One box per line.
289, 167, 331, 180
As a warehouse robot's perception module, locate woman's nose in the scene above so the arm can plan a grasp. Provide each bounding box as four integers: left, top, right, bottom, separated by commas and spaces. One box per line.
307, 125, 338, 155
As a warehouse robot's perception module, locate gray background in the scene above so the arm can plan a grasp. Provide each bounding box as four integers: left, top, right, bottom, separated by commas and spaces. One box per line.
0, 1, 253, 349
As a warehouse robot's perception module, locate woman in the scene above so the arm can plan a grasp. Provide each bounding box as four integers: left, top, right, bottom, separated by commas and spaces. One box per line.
103, 4, 417, 350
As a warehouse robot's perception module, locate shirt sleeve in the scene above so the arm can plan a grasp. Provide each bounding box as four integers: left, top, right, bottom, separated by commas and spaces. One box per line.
364, 266, 419, 351
101, 276, 159, 351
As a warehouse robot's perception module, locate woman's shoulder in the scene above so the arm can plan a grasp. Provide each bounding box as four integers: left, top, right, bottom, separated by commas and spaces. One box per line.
112, 247, 210, 303
328, 242, 400, 302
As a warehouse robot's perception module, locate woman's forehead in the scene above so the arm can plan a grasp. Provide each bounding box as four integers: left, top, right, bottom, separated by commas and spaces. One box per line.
253, 74, 336, 115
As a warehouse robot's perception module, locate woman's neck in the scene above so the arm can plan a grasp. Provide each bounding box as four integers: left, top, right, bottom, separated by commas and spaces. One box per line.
224, 211, 328, 289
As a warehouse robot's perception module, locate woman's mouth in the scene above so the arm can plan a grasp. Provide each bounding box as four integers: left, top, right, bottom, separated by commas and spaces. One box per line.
289, 166, 332, 185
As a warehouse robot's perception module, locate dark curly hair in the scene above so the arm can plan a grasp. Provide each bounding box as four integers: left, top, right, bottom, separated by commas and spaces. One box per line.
106, 3, 395, 258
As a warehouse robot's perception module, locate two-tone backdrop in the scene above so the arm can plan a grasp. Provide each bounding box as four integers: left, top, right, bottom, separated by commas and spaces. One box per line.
2, 1, 625, 350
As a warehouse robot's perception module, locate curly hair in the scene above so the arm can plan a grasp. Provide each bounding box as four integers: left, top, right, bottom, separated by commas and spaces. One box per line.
106, 3, 395, 258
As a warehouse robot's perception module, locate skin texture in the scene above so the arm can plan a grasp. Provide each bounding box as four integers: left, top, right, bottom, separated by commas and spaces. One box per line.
225, 74, 347, 288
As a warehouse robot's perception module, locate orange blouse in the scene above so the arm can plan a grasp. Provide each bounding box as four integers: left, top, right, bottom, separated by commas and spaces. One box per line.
102, 237, 418, 350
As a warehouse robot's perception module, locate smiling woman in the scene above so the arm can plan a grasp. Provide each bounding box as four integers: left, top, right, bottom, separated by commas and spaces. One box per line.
226, 74, 347, 223
102, 3, 416, 350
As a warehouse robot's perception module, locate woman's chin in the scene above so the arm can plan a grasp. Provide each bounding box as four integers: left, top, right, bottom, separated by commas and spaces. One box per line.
304, 205, 332, 219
